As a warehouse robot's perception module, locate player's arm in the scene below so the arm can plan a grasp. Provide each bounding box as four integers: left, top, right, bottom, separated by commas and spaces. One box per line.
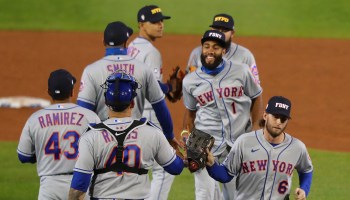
155, 130, 184, 175
152, 99, 174, 140
298, 170, 313, 197
163, 156, 184, 175
69, 188, 86, 200
181, 79, 197, 140
17, 122, 36, 163
76, 69, 97, 112
157, 81, 172, 94
206, 163, 234, 183
251, 94, 264, 130
17, 153, 36, 163
146, 67, 175, 140
69, 171, 91, 200
182, 108, 196, 132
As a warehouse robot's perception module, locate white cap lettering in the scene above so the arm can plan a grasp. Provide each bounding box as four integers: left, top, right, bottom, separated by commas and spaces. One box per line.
209, 32, 222, 39
275, 103, 289, 110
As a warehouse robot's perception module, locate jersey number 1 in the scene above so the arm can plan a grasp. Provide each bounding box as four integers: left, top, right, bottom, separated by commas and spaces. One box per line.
231, 102, 236, 114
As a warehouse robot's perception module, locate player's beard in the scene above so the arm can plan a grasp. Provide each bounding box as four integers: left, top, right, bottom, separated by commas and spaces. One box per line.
265, 118, 287, 138
225, 38, 232, 50
200, 53, 223, 70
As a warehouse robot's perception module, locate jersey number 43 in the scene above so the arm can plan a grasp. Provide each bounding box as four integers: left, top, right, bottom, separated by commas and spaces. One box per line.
44, 131, 80, 160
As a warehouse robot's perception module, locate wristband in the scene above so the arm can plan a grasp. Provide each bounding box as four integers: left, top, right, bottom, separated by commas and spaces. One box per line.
181, 130, 190, 137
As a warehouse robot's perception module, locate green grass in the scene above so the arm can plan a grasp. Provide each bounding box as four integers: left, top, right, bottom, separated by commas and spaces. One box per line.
2, 142, 349, 199
0, 0, 350, 38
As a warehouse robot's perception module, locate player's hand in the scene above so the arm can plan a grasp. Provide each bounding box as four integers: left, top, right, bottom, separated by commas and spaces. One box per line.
180, 130, 189, 146
294, 188, 306, 200
205, 148, 215, 167
168, 137, 185, 159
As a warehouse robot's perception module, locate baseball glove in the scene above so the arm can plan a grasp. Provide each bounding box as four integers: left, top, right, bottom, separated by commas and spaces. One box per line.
166, 66, 185, 103
186, 128, 215, 173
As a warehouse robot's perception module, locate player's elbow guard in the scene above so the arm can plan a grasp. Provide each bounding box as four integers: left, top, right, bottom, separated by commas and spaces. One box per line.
163, 156, 184, 175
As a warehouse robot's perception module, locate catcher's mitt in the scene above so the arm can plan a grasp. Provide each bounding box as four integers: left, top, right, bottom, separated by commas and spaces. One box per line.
166, 66, 185, 103
186, 128, 215, 173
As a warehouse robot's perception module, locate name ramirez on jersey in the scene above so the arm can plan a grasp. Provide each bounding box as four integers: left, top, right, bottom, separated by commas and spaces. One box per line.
38, 112, 85, 128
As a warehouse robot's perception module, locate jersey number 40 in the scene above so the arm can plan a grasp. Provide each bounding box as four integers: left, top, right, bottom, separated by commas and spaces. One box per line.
105, 144, 141, 175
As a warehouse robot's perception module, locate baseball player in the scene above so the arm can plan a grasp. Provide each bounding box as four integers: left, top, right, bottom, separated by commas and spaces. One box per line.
127, 5, 177, 200
69, 71, 184, 200
206, 96, 313, 200
77, 21, 180, 147
182, 30, 263, 200
186, 13, 260, 85
185, 13, 263, 200
17, 69, 101, 200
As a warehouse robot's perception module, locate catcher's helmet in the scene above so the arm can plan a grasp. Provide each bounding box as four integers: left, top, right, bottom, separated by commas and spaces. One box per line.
102, 71, 139, 112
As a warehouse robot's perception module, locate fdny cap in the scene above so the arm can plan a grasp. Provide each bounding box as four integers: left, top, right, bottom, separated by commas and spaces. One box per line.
104, 21, 133, 46
138, 5, 171, 22
201, 30, 226, 48
265, 96, 292, 118
48, 69, 76, 100
209, 13, 234, 30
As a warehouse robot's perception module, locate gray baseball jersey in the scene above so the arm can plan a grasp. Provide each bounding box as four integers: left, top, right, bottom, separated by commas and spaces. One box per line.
183, 59, 262, 156
17, 103, 100, 199
77, 54, 165, 121
186, 43, 260, 84
223, 129, 313, 200
128, 37, 175, 200
74, 117, 177, 199
128, 37, 163, 111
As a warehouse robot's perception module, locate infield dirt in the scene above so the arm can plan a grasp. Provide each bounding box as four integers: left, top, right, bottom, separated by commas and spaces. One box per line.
1, 31, 349, 152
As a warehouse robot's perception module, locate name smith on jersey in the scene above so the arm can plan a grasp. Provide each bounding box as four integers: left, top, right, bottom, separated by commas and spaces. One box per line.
107, 63, 135, 75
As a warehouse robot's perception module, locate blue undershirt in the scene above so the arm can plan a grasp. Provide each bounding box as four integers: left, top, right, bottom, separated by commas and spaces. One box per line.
18, 154, 36, 163
105, 47, 128, 56
158, 81, 172, 94
201, 61, 225, 75
206, 162, 233, 183
151, 99, 174, 139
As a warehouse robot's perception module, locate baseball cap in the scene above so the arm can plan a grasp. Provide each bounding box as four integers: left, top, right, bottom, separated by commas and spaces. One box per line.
48, 69, 76, 100
265, 96, 292, 118
209, 13, 234, 30
137, 5, 171, 23
201, 30, 226, 48
104, 21, 133, 46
